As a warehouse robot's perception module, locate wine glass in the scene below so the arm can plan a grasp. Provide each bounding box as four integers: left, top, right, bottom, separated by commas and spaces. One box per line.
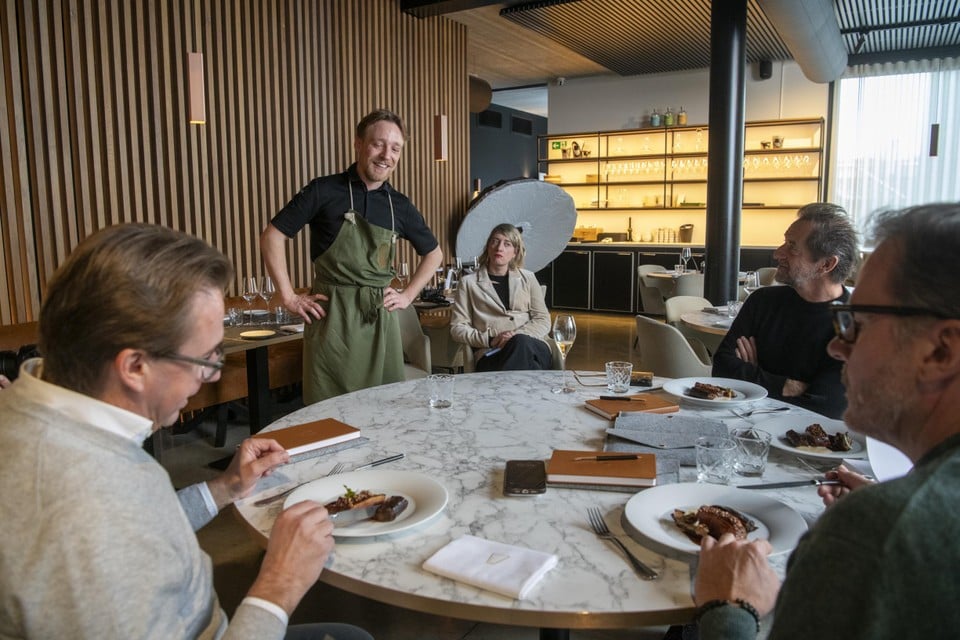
551, 314, 577, 394
395, 262, 409, 291
680, 247, 692, 270
259, 276, 276, 322
742, 271, 760, 298
241, 277, 259, 324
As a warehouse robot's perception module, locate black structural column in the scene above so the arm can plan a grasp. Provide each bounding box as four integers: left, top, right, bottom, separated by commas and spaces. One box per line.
704, 0, 748, 304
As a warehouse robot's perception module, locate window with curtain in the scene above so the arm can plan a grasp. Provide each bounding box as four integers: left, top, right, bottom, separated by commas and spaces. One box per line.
832, 58, 960, 238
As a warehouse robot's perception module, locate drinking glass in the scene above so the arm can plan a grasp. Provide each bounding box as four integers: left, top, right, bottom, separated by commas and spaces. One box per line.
241, 277, 259, 324
551, 314, 577, 394
396, 262, 409, 291
259, 276, 276, 322
742, 271, 760, 297
680, 247, 692, 269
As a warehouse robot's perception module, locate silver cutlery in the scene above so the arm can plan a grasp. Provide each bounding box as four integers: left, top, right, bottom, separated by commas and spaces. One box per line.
737, 478, 842, 490
253, 462, 346, 507
730, 405, 791, 419
586, 507, 659, 580
352, 452, 405, 470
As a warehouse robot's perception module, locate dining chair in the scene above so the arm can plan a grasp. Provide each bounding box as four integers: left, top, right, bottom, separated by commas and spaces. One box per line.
673, 272, 704, 297
396, 305, 432, 379
636, 265, 667, 316
664, 295, 721, 359
757, 266, 778, 286
633, 315, 711, 378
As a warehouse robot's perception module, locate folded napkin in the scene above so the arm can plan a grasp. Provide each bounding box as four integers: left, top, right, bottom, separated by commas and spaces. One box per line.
701, 306, 726, 315
281, 323, 305, 333
605, 412, 728, 466
422, 535, 558, 600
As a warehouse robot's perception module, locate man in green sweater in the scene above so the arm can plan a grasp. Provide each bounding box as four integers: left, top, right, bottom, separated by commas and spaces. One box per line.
0, 224, 371, 639
693, 203, 960, 639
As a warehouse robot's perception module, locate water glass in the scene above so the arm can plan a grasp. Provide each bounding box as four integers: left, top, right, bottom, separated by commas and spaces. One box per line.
427, 374, 454, 409
726, 300, 742, 318
731, 427, 772, 476
675, 263, 685, 275
696, 436, 737, 484
226, 307, 241, 326
605, 361, 633, 393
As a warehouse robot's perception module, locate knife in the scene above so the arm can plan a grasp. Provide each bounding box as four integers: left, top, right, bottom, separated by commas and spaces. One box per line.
329, 504, 381, 526
353, 453, 405, 470
737, 479, 843, 490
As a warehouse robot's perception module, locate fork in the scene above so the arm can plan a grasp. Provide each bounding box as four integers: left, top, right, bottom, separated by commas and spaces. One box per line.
586, 507, 659, 580
730, 405, 791, 419
253, 462, 346, 507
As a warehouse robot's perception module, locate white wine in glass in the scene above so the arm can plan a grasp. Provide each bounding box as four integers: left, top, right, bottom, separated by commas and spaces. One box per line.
742, 271, 760, 297
395, 262, 409, 291
551, 314, 577, 394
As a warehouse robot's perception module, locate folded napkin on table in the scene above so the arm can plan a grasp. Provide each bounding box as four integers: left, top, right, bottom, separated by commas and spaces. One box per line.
422, 534, 558, 600
281, 323, 305, 333
701, 306, 726, 315
605, 412, 728, 466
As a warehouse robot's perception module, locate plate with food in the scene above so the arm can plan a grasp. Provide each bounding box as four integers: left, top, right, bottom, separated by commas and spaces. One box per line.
624, 482, 807, 557
661, 377, 767, 407
284, 470, 448, 538
756, 415, 866, 460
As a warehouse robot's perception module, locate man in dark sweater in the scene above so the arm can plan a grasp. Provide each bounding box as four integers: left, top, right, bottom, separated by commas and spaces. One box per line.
694, 203, 960, 639
712, 203, 858, 418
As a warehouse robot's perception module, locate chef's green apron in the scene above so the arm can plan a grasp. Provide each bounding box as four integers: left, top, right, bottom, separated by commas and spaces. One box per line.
303, 206, 403, 404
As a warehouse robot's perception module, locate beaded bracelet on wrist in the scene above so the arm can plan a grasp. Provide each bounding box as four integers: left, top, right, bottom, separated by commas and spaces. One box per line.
695, 599, 761, 633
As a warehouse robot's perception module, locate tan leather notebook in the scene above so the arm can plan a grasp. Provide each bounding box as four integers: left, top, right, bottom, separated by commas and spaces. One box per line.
584, 390, 680, 420
252, 418, 360, 456
546, 449, 657, 487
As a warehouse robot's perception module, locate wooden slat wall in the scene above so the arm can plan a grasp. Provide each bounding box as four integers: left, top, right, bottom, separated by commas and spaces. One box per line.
0, 0, 469, 325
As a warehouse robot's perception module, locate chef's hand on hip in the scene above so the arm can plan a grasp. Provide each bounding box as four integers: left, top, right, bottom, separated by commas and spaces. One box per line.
284, 292, 327, 323
383, 287, 412, 311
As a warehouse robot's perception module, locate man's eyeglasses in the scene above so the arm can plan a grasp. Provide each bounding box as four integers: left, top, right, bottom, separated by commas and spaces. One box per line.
156, 345, 225, 381
829, 303, 952, 344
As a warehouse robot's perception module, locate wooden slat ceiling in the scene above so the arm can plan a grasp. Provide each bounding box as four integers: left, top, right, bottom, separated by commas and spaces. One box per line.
421, 0, 960, 90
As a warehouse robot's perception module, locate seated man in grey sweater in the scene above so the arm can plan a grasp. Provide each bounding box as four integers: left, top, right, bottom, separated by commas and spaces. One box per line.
693, 203, 960, 639
0, 224, 372, 640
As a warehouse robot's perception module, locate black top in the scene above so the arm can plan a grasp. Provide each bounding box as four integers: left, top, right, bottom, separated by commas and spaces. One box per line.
712, 284, 850, 418
271, 164, 439, 261
489, 273, 510, 309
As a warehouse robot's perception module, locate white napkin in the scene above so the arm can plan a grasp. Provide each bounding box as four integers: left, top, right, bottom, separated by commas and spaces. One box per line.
280, 323, 305, 333
422, 534, 558, 600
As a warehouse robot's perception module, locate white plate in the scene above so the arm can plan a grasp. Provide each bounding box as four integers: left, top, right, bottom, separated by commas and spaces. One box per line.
866, 436, 913, 481
755, 415, 866, 460
240, 329, 277, 340
245, 309, 269, 316
662, 377, 767, 407
624, 482, 807, 556
285, 470, 448, 538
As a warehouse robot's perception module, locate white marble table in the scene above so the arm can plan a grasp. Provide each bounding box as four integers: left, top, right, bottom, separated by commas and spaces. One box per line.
235, 371, 836, 632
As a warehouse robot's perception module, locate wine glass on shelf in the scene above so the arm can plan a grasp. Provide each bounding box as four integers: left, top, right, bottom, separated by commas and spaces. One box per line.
551, 314, 577, 394
259, 275, 276, 322
241, 277, 259, 324
395, 262, 409, 291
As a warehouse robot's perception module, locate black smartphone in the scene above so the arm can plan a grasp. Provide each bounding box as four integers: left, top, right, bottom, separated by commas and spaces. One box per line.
503, 460, 547, 496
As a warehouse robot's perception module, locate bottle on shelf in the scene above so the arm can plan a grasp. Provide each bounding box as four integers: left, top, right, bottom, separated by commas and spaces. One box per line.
650, 108, 661, 127
664, 107, 675, 127
678, 106, 687, 126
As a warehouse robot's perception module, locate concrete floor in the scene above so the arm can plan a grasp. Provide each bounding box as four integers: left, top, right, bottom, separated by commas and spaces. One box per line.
160, 312, 678, 639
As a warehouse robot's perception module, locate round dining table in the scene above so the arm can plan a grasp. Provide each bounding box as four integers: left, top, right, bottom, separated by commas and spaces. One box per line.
235, 371, 838, 636
680, 310, 734, 336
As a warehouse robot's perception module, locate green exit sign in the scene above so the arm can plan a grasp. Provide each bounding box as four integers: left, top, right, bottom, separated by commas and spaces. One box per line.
551, 141, 561, 150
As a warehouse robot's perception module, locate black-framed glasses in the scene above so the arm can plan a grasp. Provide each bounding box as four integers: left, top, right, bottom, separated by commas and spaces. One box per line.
829, 303, 952, 344
156, 345, 225, 381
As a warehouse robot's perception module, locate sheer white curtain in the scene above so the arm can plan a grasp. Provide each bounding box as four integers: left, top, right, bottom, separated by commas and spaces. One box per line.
832, 58, 960, 237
